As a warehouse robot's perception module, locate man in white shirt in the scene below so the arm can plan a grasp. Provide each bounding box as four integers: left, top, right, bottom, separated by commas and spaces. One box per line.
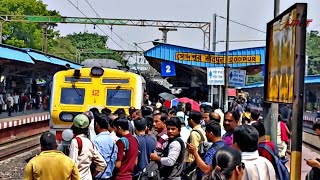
233, 124, 276, 180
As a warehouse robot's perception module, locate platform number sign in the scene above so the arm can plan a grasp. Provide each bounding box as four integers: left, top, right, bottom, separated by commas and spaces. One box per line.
161, 62, 176, 77
92, 90, 99, 96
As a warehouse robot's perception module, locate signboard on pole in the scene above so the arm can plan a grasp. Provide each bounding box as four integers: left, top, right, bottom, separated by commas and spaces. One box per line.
229, 69, 246, 87
207, 67, 224, 85
161, 62, 176, 77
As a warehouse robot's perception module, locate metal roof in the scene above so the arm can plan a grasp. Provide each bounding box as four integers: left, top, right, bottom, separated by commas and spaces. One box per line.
24, 49, 52, 63
0, 44, 34, 64
144, 43, 265, 68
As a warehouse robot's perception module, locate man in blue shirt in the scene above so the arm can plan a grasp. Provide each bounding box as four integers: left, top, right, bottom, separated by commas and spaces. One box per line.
187, 122, 226, 177
133, 118, 156, 179
93, 114, 118, 179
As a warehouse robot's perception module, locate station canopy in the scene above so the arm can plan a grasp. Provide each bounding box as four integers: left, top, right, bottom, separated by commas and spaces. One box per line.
144, 43, 266, 87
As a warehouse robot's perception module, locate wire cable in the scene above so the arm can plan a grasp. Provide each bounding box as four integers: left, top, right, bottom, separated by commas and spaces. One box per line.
67, 0, 126, 50
83, 0, 135, 49
217, 15, 266, 33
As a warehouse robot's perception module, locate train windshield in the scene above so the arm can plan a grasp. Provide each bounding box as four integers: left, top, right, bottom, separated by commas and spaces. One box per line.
60, 88, 85, 105
106, 89, 131, 106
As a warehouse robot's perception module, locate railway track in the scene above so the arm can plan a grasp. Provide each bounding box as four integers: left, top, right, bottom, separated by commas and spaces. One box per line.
0, 133, 44, 161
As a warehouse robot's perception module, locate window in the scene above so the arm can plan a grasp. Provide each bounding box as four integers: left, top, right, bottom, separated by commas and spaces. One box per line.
102, 79, 129, 84
106, 89, 131, 106
60, 88, 85, 105
65, 77, 91, 83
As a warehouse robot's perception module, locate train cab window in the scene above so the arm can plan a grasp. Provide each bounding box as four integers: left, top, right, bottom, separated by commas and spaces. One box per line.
60, 88, 85, 105
106, 89, 131, 106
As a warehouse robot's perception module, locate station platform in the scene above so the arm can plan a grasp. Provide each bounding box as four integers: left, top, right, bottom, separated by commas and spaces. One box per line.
0, 110, 50, 130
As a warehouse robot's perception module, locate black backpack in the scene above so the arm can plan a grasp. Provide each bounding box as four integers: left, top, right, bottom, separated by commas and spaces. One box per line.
137, 161, 160, 180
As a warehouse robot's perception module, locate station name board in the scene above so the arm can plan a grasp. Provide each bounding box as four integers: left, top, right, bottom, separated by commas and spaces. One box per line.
175, 52, 261, 64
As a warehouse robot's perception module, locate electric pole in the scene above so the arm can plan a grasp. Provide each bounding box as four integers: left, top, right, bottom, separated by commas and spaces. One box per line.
224, 0, 230, 112
159, 28, 177, 43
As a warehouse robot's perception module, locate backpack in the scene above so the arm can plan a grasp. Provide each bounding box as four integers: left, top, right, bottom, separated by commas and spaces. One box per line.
258, 143, 289, 180
188, 129, 210, 156
137, 161, 160, 180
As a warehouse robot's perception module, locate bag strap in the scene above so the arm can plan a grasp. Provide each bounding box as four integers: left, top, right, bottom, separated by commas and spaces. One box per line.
120, 137, 129, 151
75, 137, 82, 156
97, 142, 116, 179
258, 143, 277, 158
188, 129, 205, 143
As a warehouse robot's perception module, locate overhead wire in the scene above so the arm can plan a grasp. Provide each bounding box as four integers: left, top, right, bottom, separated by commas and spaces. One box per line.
83, 0, 135, 49
217, 15, 266, 34
66, 0, 126, 50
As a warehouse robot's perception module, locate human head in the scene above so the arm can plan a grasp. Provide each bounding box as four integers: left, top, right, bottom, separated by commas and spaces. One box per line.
202, 107, 212, 124
129, 106, 136, 116
141, 106, 153, 117
132, 110, 142, 120
101, 108, 112, 115
185, 102, 192, 112
40, 132, 57, 151
114, 108, 126, 118
205, 122, 221, 142
165, 117, 181, 139
188, 111, 202, 128
153, 113, 168, 133
65, 63, 70, 69
177, 102, 185, 112
313, 120, 320, 139
113, 117, 129, 137
94, 114, 109, 134
212, 101, 220, 110
209, 112, 221, 123
160, 105, 169, 114
89, 107, 100, 117
250, 109, 260, 121
71, 114, 90, 136
223, 111, 240, 133
251, 121, 265, 138
145, 115, 154, 133
108, 114, 117, 132
210, 146, 244, 180
168, 108, 177, 118
134, 118, 147, 134
233, 125, 259, 152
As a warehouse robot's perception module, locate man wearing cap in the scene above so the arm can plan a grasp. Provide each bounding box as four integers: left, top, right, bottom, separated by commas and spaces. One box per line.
69, 114, 106, 180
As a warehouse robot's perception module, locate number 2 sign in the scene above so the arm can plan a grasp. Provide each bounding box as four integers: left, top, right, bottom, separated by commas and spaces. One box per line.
161, 62, 176, 77
92, 90, 99, 96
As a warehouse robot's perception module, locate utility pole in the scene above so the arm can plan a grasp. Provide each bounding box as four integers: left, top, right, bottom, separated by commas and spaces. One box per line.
159, 28, 177, 43
209, 14, 217, 104
223, 0, 230, 112
42, 24, 48, 53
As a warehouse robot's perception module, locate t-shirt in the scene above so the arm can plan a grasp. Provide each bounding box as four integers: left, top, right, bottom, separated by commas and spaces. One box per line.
113, 134, 139, 180
222, 131, 234, 147
133, 135, 156, 176
258, 141, 276, 165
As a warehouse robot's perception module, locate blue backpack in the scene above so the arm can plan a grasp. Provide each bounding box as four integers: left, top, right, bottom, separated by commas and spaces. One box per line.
258, 143, 290, 180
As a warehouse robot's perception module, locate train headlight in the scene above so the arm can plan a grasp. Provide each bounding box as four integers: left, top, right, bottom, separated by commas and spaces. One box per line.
62, 129, 73, 142
91, 67, 104, 76
60, 113, 74, 121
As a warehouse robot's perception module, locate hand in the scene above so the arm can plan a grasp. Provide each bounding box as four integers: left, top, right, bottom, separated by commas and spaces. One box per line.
187, 143, 197, 155
306, 159, 320, 168
150, 152, 159, 161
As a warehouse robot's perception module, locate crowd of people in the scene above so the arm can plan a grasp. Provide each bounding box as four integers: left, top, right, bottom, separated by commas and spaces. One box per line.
23, 95, 316, 180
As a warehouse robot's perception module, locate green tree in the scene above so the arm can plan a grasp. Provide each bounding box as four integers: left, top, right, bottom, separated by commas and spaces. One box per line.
64, 32, 124, 62
306, 31, 320, 75
47, 37, 77, 61
0, 0, 60, 50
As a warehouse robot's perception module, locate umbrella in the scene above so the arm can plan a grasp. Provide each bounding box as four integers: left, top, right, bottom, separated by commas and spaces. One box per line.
163, 97, 200, 112
159, 92, 176, 100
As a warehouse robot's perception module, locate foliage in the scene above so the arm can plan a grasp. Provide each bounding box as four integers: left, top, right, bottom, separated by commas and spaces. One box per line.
0, 0, 60, 50
306, 31, 320, 75
47, 37, 77, 61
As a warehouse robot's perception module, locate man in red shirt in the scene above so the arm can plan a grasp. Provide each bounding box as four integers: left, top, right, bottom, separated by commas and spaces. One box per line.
112, 117, 139, 180
251, 121, 277, 164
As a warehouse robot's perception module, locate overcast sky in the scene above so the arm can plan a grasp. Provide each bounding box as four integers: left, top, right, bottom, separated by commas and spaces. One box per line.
43, 0, 320, 52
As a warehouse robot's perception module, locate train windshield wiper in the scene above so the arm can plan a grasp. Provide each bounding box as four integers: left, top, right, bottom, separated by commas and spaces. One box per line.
110, 86, 121, 99
72, 82, 82, 98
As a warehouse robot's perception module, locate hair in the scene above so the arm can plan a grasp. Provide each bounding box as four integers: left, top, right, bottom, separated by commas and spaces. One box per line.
165, 117, 181, 131
169, 108, 177, 115
129, 107, 136, 116
101, 108, 112, 115
177, 102, 185, 111
210, 146, 242, 180
114, 108, 126, 116
203, 106, 213, 113
40, 132, 57, 150
205, 122, 221, 137
189, 111, 202, 124
134, 118, 147, 131
113, 117, 129, 131
212, 101, 220, 110
153, 113, 168, 122
95, 114, 109, 129
209, 112, 221, 123
160, 106, 169, 114
251, 121, 265, 137
313, 120, 320, 131
185, 102, 192, 111
71, 125, 89, 136
145, 115, 154, 130
225, 110, 240, 122
251, 109, 260, 121
233, 125, 259, 152
108, 115, 116, 128
90, 107, 100, 117
133, 110, 142, 117
141, 106, 153, 117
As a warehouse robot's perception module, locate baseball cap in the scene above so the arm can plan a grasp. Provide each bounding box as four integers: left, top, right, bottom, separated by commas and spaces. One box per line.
73, 114, 90, 128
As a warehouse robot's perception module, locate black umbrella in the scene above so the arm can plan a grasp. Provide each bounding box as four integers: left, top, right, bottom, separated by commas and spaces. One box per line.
159, 92, 176, 100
